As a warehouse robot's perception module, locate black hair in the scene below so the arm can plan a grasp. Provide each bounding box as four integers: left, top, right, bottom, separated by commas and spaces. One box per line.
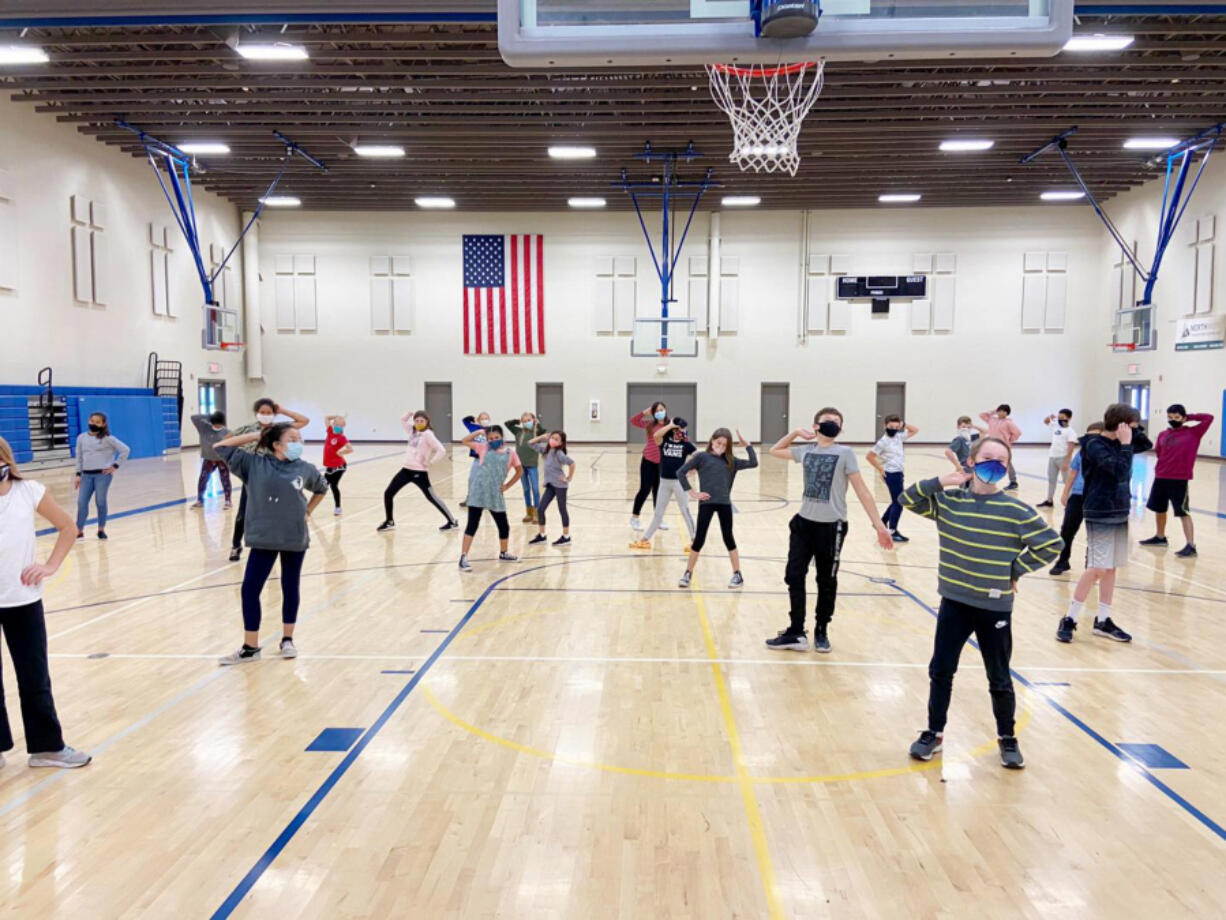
87, 411, 110, 438
1167, 403, 1187, 417
253, 397, 276, 414
257, 422, 293, 455
1104, 403, 1140, 430
209, 411, 226, 426
548, 430, 569, 455
1059, 408, 1073, 418
997, 403, 1012, 415
487, 424, 505, 438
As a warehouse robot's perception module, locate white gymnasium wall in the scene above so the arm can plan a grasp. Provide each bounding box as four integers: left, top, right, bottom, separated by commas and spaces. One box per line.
1092, 154, 1226, 458
255, 205, 1105, 444
0, 94, 248, 445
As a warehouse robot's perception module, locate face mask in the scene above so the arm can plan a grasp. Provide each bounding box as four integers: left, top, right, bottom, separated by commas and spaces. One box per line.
958, 427, 974, 440
0, 464, 9, 482
1169, 419, 1184, 429
88, 424, 103, 434
332, 425, 344, 434
1058, 419, 1069, 428
414, 419, 427, 430
524, 420, 535, 429
654, 410, 667, 421
885, 428, 900, 437
257, 413, 275, 425
817, 420, 841, 438
284, 441, 303, 461
549, 440, 561, 450
487, 439, 504, 451
973, 459, 1008, 484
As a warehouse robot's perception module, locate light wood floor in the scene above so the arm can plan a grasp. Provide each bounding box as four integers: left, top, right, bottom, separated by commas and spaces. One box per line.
3, 442, 1225, 919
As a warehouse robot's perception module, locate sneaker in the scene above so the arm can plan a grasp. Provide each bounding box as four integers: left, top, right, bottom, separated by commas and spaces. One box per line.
280, 637, 298, 659
1175, 544, 1198, 558
658, 522, 669, 531
377, 521, 396, 532
190, 500, 204, 509
1093, 617, 1132, 642
75, 532, 85, 543
97, 531, 108, 541
728, 571, 744, 589
890, 531, 910, 543
628, 539, 652, 550
1139, 535, 1168, 547
1056, 616, 1077, 643
28, 746, 92, 769
229, 547, 242, 562
224, 501, 233, 510
440, 521, 459, 532
1005, 481, 1019, 491
683, 544, 691, 554
678, 571, 692, 588
219, 646, 260, 666
909, 730, 943, 761
998, 736, 1025, 769
333, 507, 343, 516
553, 535, 571, 546
1049, 562, 1071, 576
458, 556, 472, 572
813, 627, 831, 654
764, 630, 808, 651
630, 516, 643, 531
498, 551, 518, 562
1036, 500, 1054, 508
459, 500, 467, 508
528, 534, 548, 545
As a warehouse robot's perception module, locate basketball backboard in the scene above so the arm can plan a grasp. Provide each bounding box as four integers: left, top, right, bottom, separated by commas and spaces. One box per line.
498, 0, 1073, 67
632, 317, 700, 358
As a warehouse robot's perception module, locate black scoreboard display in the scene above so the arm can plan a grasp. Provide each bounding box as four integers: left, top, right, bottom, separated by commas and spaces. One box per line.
836, 275, 927, 299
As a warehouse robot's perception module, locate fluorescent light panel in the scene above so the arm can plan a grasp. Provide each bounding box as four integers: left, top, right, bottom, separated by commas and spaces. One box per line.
1123, 137, 1179, 151
1041, 190, 1085, 201
415, 197, 455, 209
354, 144, 406, 158
940, 139, 994, 152
549, 146, 597, 160
236, 42, 309, 61
878, 193, 921, 203
0, 45, 49, 65
260, 196, 301, 207
178, 142, 230, 155
1063, 34, 1134, 52
722, 196, 761, 207
568, 197, 606, 208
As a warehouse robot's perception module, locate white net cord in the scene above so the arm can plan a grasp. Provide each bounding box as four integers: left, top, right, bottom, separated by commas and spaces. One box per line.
706, 60, 825, 176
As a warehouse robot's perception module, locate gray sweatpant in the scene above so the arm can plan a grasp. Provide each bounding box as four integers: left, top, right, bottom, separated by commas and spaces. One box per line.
642, 479, 696, 541
1046, 456, 1069, 501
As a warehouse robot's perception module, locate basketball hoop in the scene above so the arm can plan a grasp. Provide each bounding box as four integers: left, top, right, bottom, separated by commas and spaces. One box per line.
706, 60, 825, 176
656, 348, 671, 375
1107, 342, 1137, 352
219, 341, 245, 353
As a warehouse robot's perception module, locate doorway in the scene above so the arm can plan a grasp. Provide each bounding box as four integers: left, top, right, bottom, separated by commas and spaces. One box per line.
1119, 380, 1151, 423
424, 382, 453, 443
760, 383, 790, 445
536, 382, 564, 431
626, 383, 697, 446
198, 379, 226, 417
875, 382, 907, 433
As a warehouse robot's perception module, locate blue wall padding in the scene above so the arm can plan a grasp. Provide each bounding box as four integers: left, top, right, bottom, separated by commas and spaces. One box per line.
70, 397, 168, 460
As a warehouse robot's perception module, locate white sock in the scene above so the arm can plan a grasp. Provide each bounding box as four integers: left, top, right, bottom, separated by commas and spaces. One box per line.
1066, 599, 1085, 623
1096, 603, 1111, 624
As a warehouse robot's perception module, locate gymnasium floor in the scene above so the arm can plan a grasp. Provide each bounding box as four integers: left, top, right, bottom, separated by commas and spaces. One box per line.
2, 442, 1225, 919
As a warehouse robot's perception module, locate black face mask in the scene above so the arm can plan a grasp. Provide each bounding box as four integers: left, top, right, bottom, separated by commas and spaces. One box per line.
817, 420, 841, 438
1058, 419, 1069, 427
88, 424, 103, 434
1169, 419, 1184, 429
885, 428, 900, 437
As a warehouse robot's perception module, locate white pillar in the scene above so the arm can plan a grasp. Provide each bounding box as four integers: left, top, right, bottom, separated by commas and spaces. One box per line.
707, 211, 721, 335
240, 212, 263, 380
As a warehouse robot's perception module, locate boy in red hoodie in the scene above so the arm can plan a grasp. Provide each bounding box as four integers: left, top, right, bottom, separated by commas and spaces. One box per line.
1139, 403, 1214, 558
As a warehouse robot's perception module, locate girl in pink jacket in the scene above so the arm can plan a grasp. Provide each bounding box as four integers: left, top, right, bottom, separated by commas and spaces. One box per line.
377, 410, 458, 532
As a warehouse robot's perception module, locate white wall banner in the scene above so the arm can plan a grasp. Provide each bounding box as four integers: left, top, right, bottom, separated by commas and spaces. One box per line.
1174, 314, 1225, 351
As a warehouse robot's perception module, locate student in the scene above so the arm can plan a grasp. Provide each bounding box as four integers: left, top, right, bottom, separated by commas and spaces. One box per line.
676, 428, 757, 588
228, 399, 309, 562
979, 404, 1022, 490
528, 430, 575, 546
505, 412, 544, 523
458, 424, 522, 571
0, 437, 92, 769
764, 409, 893, 653
1037, 409, 1078, 508
943, 416, 979, 476
630, 417, 697, 550
865, 415, 919, 543
214, 423, 328, 664
1050, 421, 1105, 576
321, 413, 353, 516
378, 410, 458, 531
73, 411, 130, 542
458, 411, 492, 510
190, 410, 232, 509
629, 402, 669, 532
1056, 404, 1152, 644
1139, 404, 1214, 558
902, 437, 1063, 769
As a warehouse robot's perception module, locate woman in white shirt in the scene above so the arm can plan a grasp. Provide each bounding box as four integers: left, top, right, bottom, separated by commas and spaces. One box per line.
0, 437, 91, 769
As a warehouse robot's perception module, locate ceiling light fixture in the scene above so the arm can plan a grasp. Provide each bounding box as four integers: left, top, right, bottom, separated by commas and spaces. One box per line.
568, 197, 607, 208
1063, 34, 1134, 52
939, 139, 994, 152
260, 195, 301, 207
0, 45, 49, 65
721, 196, 761, 207
1040, 190, 1085, 201
878, 193, 921, 203
235, 42, 309, 61
415, 197, 456, 209
178, 142, 231, 155
354, 144, 406, 158
548, 145, 597, 160
1123, 137, 1179, 151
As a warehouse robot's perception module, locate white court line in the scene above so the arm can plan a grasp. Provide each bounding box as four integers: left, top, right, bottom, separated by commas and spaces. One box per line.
1128, 556, 1226, 598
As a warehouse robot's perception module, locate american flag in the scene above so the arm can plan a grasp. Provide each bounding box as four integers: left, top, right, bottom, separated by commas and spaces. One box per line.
462, 234, 545, 355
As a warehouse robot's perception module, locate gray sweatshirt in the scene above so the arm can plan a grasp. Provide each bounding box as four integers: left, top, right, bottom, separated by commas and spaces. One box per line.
216, 445, 327, 551
190, 415, 229, 462
75, 432, 131, 474
677, 445, 758, 504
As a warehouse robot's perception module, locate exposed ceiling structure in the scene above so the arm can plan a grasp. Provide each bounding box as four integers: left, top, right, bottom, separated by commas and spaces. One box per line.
2, 2, 1225, 210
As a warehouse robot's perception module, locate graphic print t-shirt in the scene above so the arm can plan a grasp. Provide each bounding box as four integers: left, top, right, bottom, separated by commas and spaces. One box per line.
791, 443, 859, 522
659, 437, 697, 480
323, 432, 349, 468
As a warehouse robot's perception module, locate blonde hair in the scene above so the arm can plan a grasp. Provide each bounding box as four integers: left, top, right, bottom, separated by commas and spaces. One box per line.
0, 436, 24, 480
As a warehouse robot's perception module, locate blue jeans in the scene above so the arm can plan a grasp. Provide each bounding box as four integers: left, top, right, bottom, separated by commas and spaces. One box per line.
882, 470, 905, 532
520, 465, 540, 509
76, 472, 113, 530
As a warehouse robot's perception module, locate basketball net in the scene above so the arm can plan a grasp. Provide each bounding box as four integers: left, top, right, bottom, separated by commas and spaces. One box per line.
706, 60, 825, 176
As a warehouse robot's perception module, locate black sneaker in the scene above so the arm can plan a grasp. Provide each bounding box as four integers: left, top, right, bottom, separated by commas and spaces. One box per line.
458, 556, 472, 572
813, 627, 831, 654
764, 630, 808, 651
890, 531, 910, 543
97, 531, 108, 541
528, 534, 548, 545
909, 730, 943, 761
1005, 481, 1019, 491
377, 521, 396, 532
439, 521, 458, 532
1139, 535, 1168, 547
1036, 500, 1054, 508
228, 547, 242, 562
1093, 617, 1132, 642
1175, 544, 1197, 558
1049, 562, 1071, 576
998, 736, 1025, 769
552, 535, 571, 546
1056, 616, 1077, 643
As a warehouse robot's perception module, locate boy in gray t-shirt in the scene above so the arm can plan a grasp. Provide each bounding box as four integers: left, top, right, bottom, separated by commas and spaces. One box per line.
765, 407, 894, 653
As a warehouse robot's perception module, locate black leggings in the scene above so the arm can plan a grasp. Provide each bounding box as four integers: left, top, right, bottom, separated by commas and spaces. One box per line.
692, 503, 735, 553
1056, 493, 1085, 568
231, 488, 248, 549
0, 601, 65, 754
241, 548, 305, 633
324, 467, 346, 508
465, 505, 510, 540
383, 468, 456, 524
538, 484, 569, 529
927, 597, 1015, 737
631, 456, 660, 516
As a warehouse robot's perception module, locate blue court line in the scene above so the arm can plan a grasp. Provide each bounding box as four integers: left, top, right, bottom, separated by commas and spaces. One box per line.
1030, 681, 1071, 687
306, 728, 364, 753
878, 576, 1226, 843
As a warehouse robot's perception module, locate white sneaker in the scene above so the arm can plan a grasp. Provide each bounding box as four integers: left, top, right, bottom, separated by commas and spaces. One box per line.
678, 570, 692, 588
333, 507, 343, 516
458, 556, 472, 572
280, 638, 298, 659
28, 746, 92, 769
219, 647, 261, 666
630, 516, 643, 531
658, 521, 669, 530
728, 571, 744, 588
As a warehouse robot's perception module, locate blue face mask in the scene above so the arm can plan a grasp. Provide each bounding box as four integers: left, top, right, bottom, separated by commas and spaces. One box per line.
332, 425, 343, 434
284, 441, 304, 461
654, 410, 667, 421
487, 439, 504, 451
973, 459, 1008, 484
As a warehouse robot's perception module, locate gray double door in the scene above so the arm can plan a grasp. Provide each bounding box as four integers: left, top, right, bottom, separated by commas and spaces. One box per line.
626, 383, 697, 444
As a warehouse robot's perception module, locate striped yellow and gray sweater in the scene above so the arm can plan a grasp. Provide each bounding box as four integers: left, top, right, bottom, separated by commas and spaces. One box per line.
901, 478, 1063, 612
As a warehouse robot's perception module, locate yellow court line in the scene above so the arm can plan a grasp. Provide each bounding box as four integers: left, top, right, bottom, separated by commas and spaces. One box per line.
694, 592, 784, 920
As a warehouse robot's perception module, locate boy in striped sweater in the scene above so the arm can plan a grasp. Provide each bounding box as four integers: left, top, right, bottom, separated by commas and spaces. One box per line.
900, 436, 1063, 769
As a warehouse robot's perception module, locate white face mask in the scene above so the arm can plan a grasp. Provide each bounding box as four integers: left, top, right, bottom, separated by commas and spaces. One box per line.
256, 413, 275, 425
958, 427, 974, 440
